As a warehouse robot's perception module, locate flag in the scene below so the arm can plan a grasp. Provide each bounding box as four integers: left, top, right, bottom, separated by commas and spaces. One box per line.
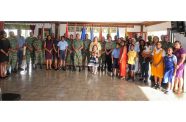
81, 26, 86, 40
74, 24, 76, 38
65, 23, 69, 38
117, 27, 119, 38
99, 27, 102, 41
90, 27, 94, 41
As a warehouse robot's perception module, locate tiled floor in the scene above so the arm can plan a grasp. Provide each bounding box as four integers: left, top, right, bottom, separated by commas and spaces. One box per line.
0, 68, 185, 101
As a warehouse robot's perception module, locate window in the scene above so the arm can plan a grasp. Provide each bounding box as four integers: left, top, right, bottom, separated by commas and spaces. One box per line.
21, 30, 32, 38
4, 29, 17, 37
4, 29, 31, 38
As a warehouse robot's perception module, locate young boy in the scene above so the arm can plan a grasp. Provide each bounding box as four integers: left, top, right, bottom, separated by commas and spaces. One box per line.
127, 44, 137, 81
163, 47, 177, 94
57, 36, 68, 71
111, 43, 120, 77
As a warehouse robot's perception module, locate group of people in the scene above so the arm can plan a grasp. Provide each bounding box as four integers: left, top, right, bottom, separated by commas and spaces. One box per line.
0, 29, 186, 95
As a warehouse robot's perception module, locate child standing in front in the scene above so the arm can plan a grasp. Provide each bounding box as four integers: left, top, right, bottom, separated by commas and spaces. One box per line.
163, 47, 177, 94
57, 36, 68, 71
151, 42, 165, 89
127, 44, 137, 81
88, 45, 99, 74
111, 43, 120, 77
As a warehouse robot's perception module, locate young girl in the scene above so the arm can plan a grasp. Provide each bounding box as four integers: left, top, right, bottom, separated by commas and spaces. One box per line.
88, 45, 99, 74
151, 41, 165, 89
163, 47, 177, 94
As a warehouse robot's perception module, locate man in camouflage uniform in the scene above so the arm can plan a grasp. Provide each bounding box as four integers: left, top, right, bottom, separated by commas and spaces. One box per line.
8, 31, 18, 73
33, 35, 44, 69
25, 32, 36, 69
112, 35, 118, 49
161, 35, 173, 53
72, 33, 84, 72
98, 36, 106, 71
66, 34, 74, 70
105, 36, 114, 72
82, 34, 91, 70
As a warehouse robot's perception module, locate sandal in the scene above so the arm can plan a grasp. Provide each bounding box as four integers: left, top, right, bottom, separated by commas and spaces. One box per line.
120, 77, 125, 80
173, 88, 178, 93
177, 89, 183, 94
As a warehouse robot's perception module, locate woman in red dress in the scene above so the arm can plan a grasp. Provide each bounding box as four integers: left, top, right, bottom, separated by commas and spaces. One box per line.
119, 41, 127, 80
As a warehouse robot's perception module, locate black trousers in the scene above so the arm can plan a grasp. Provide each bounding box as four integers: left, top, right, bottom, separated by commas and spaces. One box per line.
105, 49, 112, 72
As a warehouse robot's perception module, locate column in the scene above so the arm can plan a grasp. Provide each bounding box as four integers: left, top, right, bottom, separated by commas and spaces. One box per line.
55, 22, 60, 39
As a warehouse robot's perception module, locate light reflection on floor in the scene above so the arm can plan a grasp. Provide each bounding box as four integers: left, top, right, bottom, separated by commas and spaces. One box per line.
0, 68, 185, 101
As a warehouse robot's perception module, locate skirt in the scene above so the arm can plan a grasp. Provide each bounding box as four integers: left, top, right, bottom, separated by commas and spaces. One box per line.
176, 66, 184, 78
163, 69, 174, 83
45, 51, 53, 60
0, 53, 9, 63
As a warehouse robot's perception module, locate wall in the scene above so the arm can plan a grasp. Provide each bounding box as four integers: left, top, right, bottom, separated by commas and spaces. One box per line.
144, 22, 171, 32
126, 25, 141, 32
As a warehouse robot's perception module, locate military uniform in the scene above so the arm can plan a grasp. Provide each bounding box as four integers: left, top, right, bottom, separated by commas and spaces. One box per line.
73, 39, 83, 67
66, 39, 74, 66
25, 36, 36, 67
33, 38, 43, 68
98, 41, 106, 70
82, 39, 91, 68
8, 36, 18, 71
112, 41, 117, 49
105, 41, 113, 72
161, 41, 173, 53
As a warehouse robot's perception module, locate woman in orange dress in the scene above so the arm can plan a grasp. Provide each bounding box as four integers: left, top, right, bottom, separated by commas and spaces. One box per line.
151, 41, 165, 89
119, 41, 127, 80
